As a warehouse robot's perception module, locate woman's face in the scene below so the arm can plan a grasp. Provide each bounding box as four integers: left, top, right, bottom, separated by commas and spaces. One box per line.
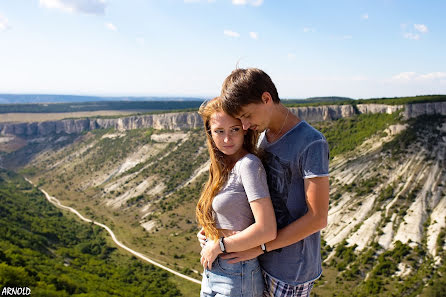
209, 111, 245, 158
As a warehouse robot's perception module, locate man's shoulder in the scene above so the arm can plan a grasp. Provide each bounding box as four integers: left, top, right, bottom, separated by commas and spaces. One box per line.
289, 121, 326, 144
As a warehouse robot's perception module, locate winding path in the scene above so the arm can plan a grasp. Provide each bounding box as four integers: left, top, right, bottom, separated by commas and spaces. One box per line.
26, 179, 201, 285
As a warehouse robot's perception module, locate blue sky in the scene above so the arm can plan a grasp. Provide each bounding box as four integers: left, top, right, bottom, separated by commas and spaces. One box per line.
0, 0, 445, 99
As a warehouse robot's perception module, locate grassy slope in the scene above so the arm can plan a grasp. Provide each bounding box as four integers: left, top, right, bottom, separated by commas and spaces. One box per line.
0, 169, 187, 296
312, 114, 446, 296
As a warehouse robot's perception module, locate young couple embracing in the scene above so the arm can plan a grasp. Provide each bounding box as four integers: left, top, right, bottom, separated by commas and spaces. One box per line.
196, 68, 330, 297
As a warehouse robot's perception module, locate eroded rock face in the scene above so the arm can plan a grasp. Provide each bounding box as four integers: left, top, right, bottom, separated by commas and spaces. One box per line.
0, 102, 444, 136
356, 104, 403, 114
289, 105, 356, 121
0, 112, 204, 136
404, 102, 446, 119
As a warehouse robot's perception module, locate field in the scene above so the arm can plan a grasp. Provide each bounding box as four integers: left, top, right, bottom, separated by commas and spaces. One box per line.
0, 110, 150, 123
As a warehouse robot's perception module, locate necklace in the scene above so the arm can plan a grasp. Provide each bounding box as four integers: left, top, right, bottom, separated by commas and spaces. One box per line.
268, 108, 290, 140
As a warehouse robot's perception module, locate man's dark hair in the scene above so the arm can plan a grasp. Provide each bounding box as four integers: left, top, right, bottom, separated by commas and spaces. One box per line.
220, 68, 280, 116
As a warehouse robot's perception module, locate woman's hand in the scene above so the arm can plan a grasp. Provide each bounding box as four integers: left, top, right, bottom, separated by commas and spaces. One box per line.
200, 239, 222, 270
197, 227, 207, 248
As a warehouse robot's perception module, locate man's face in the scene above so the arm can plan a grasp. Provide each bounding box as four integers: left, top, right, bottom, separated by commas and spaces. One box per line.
235, 102, 269, 132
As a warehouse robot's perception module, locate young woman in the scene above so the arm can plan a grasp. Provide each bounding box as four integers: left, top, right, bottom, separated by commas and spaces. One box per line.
196, 97, 277, 297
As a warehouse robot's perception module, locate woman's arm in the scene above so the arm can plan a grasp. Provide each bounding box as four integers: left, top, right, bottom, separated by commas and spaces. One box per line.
221, 176, 329, 263
200, 197, 276, 269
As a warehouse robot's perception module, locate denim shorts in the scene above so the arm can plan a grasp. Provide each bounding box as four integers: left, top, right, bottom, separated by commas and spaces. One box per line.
200, 257, 264, 297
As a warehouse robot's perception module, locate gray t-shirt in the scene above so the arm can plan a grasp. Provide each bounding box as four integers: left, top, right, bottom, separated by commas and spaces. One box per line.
212, 153, 270, 231
258, 120, 329, 285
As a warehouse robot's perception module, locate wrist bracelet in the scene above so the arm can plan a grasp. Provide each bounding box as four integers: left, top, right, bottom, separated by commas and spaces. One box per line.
219, 237, 226, 253
260, 243, 267, 253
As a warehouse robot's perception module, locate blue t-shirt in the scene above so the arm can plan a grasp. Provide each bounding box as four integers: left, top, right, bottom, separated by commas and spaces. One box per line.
258, 120, 329, 285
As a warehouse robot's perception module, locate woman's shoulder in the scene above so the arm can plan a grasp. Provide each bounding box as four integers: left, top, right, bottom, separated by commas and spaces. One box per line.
240, 153, 261, 163
237, 153, 264, 171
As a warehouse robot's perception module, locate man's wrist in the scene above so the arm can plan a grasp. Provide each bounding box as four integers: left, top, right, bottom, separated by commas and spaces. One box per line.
219, 237, 226, 254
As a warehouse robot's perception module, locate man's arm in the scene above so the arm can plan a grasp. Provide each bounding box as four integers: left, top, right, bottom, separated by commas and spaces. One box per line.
221, 176, 329, 263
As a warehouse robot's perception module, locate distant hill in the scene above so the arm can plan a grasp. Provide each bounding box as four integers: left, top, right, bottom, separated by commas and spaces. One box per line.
0, 94, 205, 104
283, 96, 354, 107
355, 94, 446, 105
1, 94, 445, 114
284, 95, 446, 107
0, 100, 204, 114
284, 96, 354, 104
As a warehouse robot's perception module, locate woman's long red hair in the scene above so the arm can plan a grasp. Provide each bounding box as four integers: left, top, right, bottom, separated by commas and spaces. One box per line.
196, 97, 259, 240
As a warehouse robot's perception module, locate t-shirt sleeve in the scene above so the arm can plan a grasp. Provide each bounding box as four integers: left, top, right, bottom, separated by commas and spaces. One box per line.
239, 156, 270, 202
300, 139, 330, 179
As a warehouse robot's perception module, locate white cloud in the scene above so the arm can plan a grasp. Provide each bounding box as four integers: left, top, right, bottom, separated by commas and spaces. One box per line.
0, 14, 10, 32
402, 23, 428, 40
224, 30, 240, 38
414, 24, 428, 33
392, 72, 417, 81
418, 72, 446, 80
362, 13, 369, 20
105, 22, 116, 31
287, 53, 296, 59
232, 0, 263, 6
39, 0, 107, 15
249, 32, 258, 39
391, 72, 446, 81
303, 27, 315, 33
404, 32, 420, 40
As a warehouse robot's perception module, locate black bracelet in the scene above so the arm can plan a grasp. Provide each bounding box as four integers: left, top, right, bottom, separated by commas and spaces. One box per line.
219, 237, 226, 253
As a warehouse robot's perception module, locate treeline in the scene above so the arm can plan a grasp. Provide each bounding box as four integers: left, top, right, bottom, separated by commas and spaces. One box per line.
0, 94, 204, 104
355, 94, 446, 105
284, 94, 446, 107
2, 95, 444, 114
0, 100, 203, 114
0, 169, 182, 296
283, 96, 354, 107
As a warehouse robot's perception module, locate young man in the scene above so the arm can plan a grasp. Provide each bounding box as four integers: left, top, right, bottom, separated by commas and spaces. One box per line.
200, 68, 330, 297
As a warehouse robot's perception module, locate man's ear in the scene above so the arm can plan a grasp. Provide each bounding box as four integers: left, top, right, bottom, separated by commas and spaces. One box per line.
261, 92, 272, 104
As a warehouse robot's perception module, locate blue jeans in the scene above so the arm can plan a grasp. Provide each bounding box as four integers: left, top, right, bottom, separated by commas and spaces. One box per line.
200, 257, 264, 297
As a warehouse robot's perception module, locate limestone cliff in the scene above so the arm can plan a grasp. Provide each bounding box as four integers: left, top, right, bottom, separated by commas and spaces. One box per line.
403, 101, 446, 119
0, 102, 444, 136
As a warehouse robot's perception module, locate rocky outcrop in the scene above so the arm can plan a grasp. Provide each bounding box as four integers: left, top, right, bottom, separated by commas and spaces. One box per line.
0, 112, 203, 136
403, 101, 446, 119
1, 102, 444, 137
356, 104, 403, 114
289, 105, 356, 121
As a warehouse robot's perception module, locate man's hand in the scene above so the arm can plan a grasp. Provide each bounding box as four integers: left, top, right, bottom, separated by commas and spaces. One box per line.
197, 227, 207, 248
220, 246, 262, 263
